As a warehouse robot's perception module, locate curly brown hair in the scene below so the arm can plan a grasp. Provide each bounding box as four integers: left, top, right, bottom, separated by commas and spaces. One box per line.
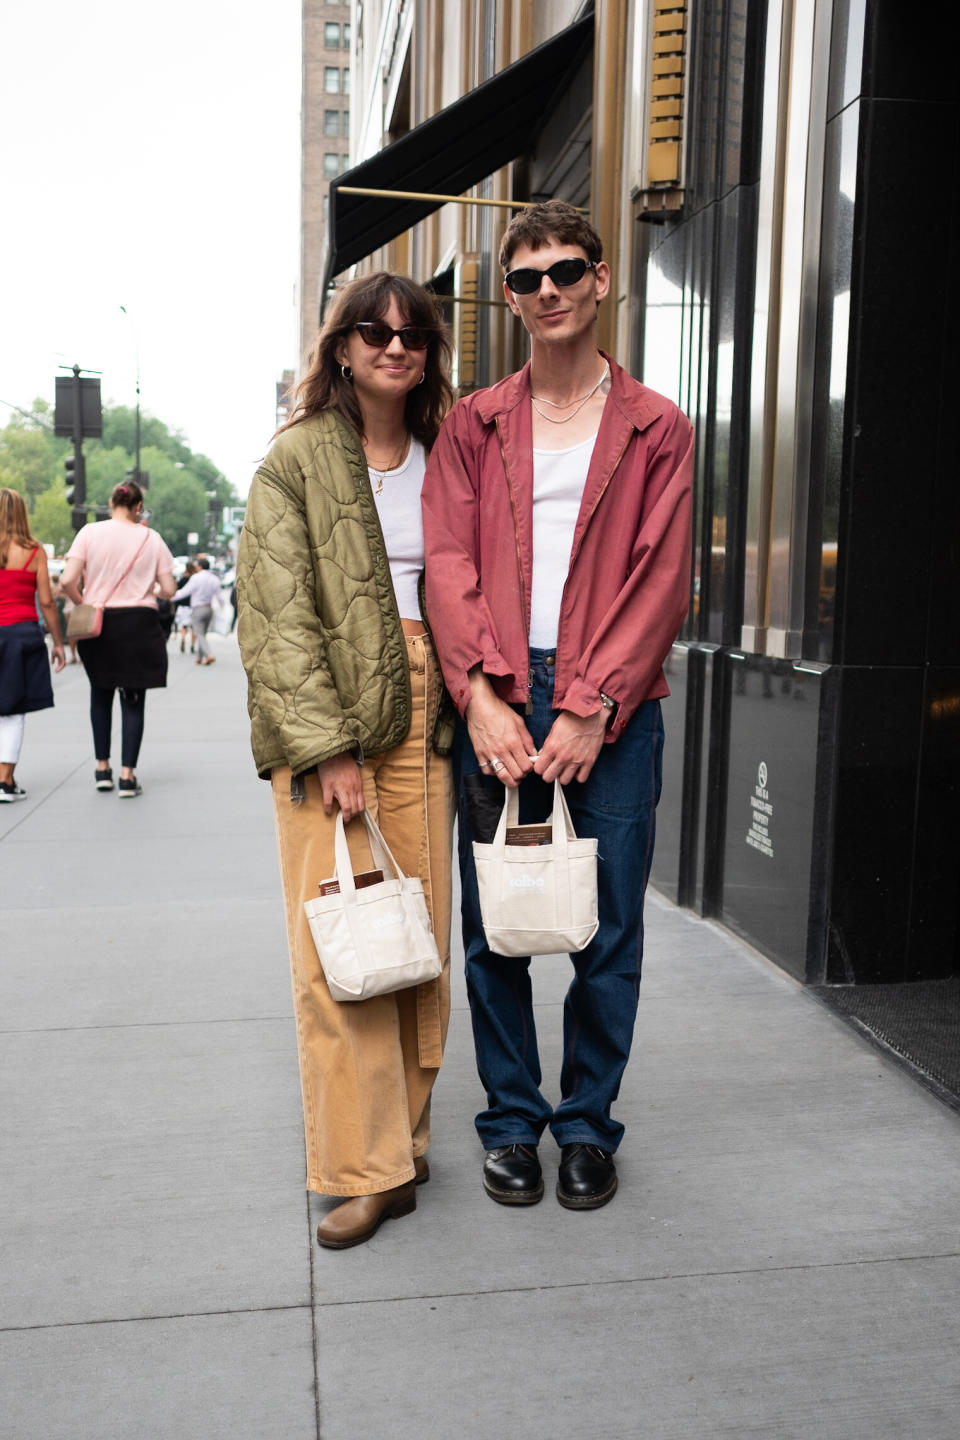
498, 200, 603, 272
279, 273, 454, 450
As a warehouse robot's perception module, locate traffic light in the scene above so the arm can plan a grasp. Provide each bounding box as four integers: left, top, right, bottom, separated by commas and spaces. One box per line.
64, 451, 86, 507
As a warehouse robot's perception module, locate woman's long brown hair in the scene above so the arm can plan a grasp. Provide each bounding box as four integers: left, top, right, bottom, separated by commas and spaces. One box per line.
0, 488, 38, 569
278, 272, 454, 450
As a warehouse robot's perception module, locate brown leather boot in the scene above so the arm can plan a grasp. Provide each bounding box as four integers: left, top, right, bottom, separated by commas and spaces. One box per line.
316, 1181, 416, 1250
414, 1155, 429, 1185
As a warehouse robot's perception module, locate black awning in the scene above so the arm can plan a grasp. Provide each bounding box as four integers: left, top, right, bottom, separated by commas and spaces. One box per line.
321, 14, 593, 300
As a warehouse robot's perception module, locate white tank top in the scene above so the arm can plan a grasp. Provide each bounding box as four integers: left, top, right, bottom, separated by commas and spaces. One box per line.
529, 433, 597, 647
370, 437, 426, 621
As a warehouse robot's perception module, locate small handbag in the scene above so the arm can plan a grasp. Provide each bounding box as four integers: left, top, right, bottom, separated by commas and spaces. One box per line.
66, 602, 103, 642
473, 779, 599, 957
303, 810, 442, 1002
66, 531, 152, 642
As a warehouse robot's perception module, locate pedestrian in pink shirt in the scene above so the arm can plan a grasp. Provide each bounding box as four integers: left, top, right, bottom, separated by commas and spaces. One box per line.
61, 481, 176, 797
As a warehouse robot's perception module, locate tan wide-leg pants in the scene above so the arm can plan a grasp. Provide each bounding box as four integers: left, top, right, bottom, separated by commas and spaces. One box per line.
272, 634, 454, 1196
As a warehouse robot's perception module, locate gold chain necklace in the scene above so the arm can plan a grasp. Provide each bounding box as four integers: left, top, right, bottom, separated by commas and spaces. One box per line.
365, 434, 410, 494
530, 363, 609, 424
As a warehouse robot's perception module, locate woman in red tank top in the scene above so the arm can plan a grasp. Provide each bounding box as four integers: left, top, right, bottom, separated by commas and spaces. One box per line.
0, 488, 66, 800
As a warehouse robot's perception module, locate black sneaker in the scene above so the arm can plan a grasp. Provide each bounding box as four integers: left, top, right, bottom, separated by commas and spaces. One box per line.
95, 767, 114, 791
117, 776, 142, 798
0, 781, 27, 802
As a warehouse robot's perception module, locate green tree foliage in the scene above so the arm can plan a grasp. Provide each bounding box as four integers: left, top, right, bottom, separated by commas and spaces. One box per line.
148, 470, 208, 555
0, 464, 27, 495
0, 398, 235, 556
0, 414, 65, 503
31, 483, 73, 554
86, 446, 130, 506
100, 407, 193, 466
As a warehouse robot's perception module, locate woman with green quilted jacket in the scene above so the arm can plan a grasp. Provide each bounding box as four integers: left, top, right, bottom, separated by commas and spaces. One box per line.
237, 273, 456, 1250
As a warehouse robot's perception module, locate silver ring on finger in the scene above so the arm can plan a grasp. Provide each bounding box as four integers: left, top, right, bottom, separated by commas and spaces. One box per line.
490, 758, 504, 773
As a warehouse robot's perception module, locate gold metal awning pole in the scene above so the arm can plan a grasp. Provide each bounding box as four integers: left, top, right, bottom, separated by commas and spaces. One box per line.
432, 294, 509, 308
336, 186, 535, 210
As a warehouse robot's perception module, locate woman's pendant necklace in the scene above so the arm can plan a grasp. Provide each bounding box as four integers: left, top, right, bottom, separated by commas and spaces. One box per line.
366, 434, 410, 494
530, 362, 610, 424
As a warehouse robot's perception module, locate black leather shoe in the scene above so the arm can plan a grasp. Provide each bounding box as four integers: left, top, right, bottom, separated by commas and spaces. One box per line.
482, 1144, 543, 1205
557, 1143, 618, 1209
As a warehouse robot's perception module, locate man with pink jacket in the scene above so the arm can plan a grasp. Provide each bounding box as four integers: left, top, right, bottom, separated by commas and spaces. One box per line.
422, 201, 693, 1210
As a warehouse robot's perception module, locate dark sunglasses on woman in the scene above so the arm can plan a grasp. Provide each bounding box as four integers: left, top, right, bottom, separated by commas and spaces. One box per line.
353, 322, 433, 350
504, 257, 598, 295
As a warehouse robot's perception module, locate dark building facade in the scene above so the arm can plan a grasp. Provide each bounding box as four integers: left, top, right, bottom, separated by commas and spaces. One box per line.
644, 2, 959, 1032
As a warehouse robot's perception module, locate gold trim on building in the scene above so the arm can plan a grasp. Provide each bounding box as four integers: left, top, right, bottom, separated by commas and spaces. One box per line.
638, 0, 687, 214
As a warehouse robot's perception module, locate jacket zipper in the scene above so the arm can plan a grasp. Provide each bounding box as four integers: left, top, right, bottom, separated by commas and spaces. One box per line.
417, 568, 449, 743
496, 417, 533, 713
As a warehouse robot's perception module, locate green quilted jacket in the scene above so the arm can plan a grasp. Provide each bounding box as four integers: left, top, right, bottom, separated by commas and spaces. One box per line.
236, 409, 453, 783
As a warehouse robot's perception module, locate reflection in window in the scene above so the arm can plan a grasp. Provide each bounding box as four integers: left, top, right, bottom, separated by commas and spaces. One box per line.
642, 261, 685, 401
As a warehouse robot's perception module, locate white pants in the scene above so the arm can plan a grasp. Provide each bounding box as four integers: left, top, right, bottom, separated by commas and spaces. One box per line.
0, 712, 26, 764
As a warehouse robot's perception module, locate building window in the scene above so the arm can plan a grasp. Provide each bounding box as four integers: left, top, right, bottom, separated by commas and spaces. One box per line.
324, 66, 339, 93
342, 67, 350, 95
343, 23, 351, 46
342, 109, 350, 138
323, 153, 339, 179
324, 22, 340, 49
324, 109, 339, 136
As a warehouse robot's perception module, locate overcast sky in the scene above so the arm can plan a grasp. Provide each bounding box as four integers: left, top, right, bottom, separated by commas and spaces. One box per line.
0, 0, 301, 497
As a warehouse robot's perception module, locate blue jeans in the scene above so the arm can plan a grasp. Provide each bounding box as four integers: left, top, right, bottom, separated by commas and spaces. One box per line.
454, 648, 664, 1152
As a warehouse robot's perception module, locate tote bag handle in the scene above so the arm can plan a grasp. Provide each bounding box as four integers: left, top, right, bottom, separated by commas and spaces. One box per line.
332, 809, 406, 898
492, 779, 575, 858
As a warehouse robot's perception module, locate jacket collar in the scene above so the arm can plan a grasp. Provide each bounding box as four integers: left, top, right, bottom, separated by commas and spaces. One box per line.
474, 351, 666, 433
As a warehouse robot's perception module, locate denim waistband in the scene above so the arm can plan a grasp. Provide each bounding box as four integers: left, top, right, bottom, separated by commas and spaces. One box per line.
528, 645, 556, 665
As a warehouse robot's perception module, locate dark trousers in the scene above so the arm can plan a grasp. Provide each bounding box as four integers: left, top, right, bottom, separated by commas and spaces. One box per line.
454, 648, 663, 1153
90, 686, 146, 769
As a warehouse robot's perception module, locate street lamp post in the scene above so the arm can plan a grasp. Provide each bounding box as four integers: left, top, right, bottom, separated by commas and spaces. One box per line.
119, 305, 141, 481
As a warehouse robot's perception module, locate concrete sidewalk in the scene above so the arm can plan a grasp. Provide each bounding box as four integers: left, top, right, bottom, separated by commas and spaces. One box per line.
2, 631, 958, 1439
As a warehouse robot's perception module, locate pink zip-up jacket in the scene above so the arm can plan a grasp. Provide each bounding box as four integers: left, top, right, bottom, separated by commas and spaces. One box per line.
422, 353, 693, 739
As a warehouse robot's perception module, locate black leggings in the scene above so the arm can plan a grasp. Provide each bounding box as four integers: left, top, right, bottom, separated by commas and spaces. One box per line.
90, 686, 146, 769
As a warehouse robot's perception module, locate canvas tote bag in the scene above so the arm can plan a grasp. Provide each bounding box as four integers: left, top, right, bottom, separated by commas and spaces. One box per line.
303, 810, 442, 1002
473, 780, 599, 957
